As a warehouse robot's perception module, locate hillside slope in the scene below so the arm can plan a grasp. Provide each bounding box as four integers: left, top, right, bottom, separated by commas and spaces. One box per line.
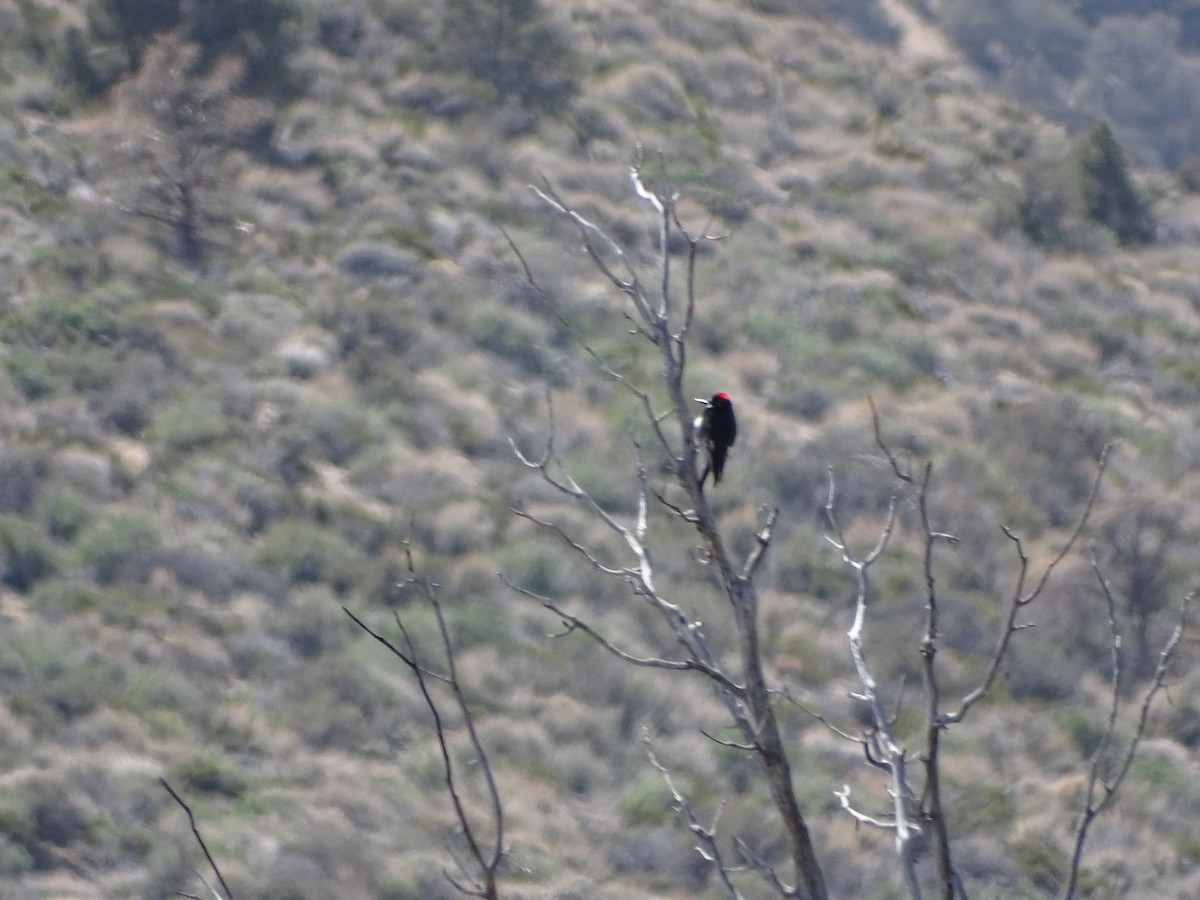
1, 1, 1199, 897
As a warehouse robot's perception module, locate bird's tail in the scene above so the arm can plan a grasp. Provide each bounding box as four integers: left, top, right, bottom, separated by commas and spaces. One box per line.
712, 447, 728, 484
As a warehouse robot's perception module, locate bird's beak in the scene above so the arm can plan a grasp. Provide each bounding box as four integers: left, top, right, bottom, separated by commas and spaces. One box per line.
694, 397, 708, 404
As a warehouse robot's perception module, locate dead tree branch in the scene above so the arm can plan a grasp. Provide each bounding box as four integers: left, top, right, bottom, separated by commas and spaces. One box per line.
645, 731, 747, 900
1061, 559, 1191, 900
824, 472, 922, 900
344, 545, 504, 899
509, 166, 828, 899
943, 445, 1112, 728
828, 411, 1113, 899
161, 777, 233, 900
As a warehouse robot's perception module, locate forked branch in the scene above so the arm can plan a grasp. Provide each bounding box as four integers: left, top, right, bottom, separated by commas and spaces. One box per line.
824, 473, 921, 900
945, 443, 1112, 727
858, 412, 1114, 898
344, 546, 504, 899
1061, 560, 1191, 900
645, 732, 748, 900
513, 170, 828, 899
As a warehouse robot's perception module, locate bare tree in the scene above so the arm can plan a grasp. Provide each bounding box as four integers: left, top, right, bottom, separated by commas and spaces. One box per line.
499, 166, 1190, 899
504, 163, 827, 898
823, 410, 1190, 898
823, 413, 1108, 898
97, 33, 264, 269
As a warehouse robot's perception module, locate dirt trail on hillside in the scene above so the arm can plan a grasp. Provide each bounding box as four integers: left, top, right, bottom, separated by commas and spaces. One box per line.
878, 0, 957, 63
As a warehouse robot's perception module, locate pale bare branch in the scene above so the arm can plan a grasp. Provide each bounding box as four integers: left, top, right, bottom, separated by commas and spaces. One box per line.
741, 506, 780, 581
645, 732, 748, 900
500, 575, 745, 695
824, 465, 923, 900
516, 171, 829, 900
833, 785, 898, 832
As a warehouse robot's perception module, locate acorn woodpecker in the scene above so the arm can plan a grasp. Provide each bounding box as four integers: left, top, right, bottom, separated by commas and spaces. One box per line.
694, 392, 737, 487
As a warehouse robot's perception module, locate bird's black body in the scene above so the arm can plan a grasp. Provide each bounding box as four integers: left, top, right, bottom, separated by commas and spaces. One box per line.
695, 392, 737, 487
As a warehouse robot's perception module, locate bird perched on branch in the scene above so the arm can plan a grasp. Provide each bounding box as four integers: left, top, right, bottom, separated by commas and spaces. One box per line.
694, 392, 737, 488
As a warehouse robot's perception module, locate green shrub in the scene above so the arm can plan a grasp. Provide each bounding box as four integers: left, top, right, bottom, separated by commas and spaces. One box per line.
149, 400, 231, 454
258, 519, 366, 593
3, 290, 120, 349
618, 772, 676, 826
1009, 831, 1066, 893
497, 542, 572, 598
0, 450, 47, 515
469, 307, 549, 375
0, 514, 58, 592
3, 348, 55, 400
282, 656, 404, 751
1058, 705, 1107, 757
335, 242, 422, 282
1074, 121, 1154, 246
446, 598, 511, 649
37, 488, 94, 542
950, 781, 1016, 836
437, 0, 578, 113
299, 402, 380, 466
171, 755, 248, 799
6, 629, 125, 726
269, 587, 346, 660
74, 512, 161, 585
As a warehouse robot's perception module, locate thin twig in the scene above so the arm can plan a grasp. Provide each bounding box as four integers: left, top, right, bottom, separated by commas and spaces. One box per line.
160, 778, 233, 900
1062, 562, 1191, 900
500, 575, 745, 695
645, 732, 747, 900
345, 546, 504, 898
945, 443, 1113, 727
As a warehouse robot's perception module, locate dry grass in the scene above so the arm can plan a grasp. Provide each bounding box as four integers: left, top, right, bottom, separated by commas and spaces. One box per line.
0, 1, 1197, 898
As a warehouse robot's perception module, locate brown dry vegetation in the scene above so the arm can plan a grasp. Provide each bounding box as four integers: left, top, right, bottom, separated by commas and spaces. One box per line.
1, 0, 1199, 898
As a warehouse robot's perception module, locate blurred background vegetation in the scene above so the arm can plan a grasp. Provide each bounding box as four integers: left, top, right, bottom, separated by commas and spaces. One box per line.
0, 0, 1199, 897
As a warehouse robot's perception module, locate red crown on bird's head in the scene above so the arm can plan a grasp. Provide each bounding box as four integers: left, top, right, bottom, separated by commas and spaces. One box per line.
714, 392, 730, 401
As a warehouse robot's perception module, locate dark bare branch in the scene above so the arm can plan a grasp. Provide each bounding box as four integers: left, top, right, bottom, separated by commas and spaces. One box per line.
734, 835, 796, 897
700, 729, 759, 752
869, 396, 913, 483
432, 596, 505, 896
160, 778, 233, 900
945, 443, 1114, 727
777, 688, 864, 746
346, 548, 504, 899
510, 503, 627, 578
1062, 560, 1191, 900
